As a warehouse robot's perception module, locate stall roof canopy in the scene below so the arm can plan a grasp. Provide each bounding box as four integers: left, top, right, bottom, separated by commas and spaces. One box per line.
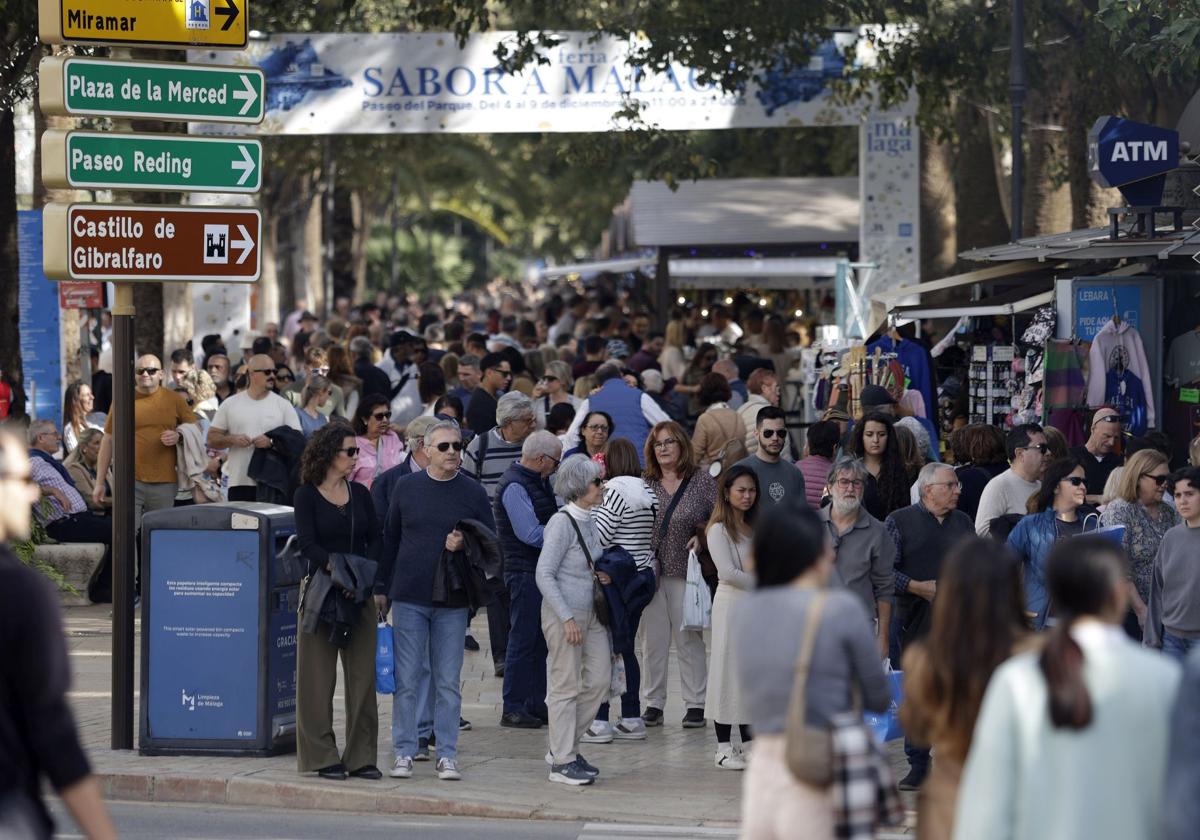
960, 226, 1200, 262
629, 177, 859, 248
891, 282, 1055, 320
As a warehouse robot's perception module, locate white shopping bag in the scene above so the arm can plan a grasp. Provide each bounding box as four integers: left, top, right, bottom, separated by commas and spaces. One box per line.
681, 549, 712, 631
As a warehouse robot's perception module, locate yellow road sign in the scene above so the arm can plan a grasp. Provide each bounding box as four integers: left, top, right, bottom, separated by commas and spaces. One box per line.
39, 0, 247, 49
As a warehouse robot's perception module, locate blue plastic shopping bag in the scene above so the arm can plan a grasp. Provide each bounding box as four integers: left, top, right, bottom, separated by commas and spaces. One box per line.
864, 661, 904, 743
376, 622, 396, 695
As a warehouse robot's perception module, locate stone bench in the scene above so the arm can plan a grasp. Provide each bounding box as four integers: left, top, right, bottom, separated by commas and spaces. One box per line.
33, 543, 106, 606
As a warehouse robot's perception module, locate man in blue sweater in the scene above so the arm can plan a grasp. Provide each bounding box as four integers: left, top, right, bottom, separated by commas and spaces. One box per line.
375, 419, 495, 783
495, 431, 562, 729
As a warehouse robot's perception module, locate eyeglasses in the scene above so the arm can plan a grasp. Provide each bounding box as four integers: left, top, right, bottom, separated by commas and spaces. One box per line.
250, 368, 275, 376
1019, 443, 1048, 454
135, 367, 160, 375
435, 441, 464, 452
653, 438, 679, 449
930, 480, 963, 491
834, 478, 865, 489
339, 447, 360, 457
1062, 476, 1087, 487
371, 411, 392, 421
760, 428, 786, 439
542, 453, 561, 466
312, 366, 330, 375
585, 424, 611, 433
591, 477, 605, 487
1142, 473, 1169, 486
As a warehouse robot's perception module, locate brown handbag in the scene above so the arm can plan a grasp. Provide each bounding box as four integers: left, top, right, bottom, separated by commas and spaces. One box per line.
784, 590, 834, 787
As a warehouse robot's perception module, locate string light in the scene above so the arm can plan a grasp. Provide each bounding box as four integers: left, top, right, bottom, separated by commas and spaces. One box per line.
794, 309, 804, 318
758, 297, 768, 307
724, 296, 733, 305
676, 296, 686, 305
700, 308, 710, 318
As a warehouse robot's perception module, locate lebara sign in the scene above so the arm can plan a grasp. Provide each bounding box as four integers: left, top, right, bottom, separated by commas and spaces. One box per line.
1087, 116, 1179, 206
190, 30, 867, 135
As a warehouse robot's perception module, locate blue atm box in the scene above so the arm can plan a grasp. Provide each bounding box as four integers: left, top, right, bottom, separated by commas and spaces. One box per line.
139, 503, 299, 756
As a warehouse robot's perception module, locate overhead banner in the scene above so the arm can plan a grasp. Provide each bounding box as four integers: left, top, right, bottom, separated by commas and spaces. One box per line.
191, 31, 867, 135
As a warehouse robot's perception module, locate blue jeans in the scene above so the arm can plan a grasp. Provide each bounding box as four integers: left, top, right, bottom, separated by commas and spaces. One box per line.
598, 599, 646, 721
391, 602, 469, 760
502, 571, 548, 717
1162, 631, 1196, 661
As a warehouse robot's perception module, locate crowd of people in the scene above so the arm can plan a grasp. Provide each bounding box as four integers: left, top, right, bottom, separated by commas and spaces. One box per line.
12, 280, 1200, 839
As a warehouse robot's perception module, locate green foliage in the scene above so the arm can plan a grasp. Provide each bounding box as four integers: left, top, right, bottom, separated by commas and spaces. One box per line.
10, 506, 76, 594
1096, 0, 1200, 81
366, 224, 475, 298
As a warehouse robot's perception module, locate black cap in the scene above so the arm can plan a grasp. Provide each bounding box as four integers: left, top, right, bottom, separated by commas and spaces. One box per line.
860, 384, 897, 408
299, 310, 318, 322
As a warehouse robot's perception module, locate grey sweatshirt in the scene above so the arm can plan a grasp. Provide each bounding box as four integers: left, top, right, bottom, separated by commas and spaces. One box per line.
536, 505, 603, 622
733, 586, 890, 734
1146, 524, 1200, 648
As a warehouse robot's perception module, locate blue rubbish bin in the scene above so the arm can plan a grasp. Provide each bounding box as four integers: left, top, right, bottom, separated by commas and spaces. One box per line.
139, 502, 300, 756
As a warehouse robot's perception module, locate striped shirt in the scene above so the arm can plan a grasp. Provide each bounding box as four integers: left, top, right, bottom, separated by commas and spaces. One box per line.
592, 483, 659, 570
462, 428, 524, 500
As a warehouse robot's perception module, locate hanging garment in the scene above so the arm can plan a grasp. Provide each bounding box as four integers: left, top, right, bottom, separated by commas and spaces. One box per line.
866, 336, 935, 427
1086, 319, 1155, 427
1104, 369, 1149, 437
1042, 340, 1089, 418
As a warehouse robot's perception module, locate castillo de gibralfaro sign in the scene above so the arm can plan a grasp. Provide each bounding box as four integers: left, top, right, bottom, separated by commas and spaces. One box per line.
43, 204, 261, 283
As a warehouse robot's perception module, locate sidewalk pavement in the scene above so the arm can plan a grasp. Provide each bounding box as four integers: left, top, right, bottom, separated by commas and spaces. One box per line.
63, 604, 916, 830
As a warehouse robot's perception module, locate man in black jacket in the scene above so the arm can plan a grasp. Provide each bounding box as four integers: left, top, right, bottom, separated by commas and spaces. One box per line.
350, 336, 393, 401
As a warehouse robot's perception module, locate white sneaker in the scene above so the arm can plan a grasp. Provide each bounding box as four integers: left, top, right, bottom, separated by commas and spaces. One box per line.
613, 717, 647, 740
715, 747, 746, 771
580, 720, 615, 744
436, 757, 461, 781
389, 756, 413, 779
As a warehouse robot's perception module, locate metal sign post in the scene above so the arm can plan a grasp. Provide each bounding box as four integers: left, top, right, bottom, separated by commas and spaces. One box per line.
110, 283, 136, 750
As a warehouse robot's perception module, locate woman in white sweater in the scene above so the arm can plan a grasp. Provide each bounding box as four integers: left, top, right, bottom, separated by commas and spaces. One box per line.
953, 534, 1181, 840
705, 463, 759, 770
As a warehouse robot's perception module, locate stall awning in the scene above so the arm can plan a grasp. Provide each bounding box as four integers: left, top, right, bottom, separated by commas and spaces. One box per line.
629, 177, 859, 247
870, 259, 1055, 305
891, 283, 1055, 319
959, 226, 1200, 262
668, 256, 842, 289
538, 256, 656, 280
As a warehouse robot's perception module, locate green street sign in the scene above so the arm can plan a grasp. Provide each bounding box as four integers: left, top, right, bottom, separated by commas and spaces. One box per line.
43, 130, 263, 193
39, 56, 264, 124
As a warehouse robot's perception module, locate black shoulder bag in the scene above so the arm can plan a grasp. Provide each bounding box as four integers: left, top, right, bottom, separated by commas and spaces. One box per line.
648, 473, 692, 574
561, 512, 611, 627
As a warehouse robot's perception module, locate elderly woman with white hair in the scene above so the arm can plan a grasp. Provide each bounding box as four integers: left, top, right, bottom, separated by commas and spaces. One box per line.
537, 454, 612, 787
533, 360, 580, 431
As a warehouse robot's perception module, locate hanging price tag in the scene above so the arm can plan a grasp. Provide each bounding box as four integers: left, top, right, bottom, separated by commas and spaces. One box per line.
1179, 388, 1199, 404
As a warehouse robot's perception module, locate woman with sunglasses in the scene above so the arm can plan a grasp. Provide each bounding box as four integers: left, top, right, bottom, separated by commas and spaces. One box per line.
350, 395, 404, 489
1099, 449, 1178, 638
1007, 457, 1097, 630
533, 361, 580, 431
294, 424, 382, 782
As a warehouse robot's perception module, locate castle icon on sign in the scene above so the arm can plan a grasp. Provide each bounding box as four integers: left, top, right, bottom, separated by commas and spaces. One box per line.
204, 224, 229, 264
186, 0, 210, 30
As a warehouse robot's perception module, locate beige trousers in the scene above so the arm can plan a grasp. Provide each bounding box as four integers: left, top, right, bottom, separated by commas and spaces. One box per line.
296, 598, 378, 772
542, 602, 610, 765
740, 735, 833, 840
640, 575, 708, 710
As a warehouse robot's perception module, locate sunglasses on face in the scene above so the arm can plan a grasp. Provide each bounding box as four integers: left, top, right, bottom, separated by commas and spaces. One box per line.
251, 368, 275, 376
339, 447, 360, 457
1020, 443, 1048, 454
544, 376, 558, 383
493, 369, 513, 378
1093, 415, 1121, 426
312, 366, 330, 375
372, 411, 392, 421
760, 428, 786, 439
275, 370, 294, 381
1062, 476, 1087, 487
435, 441, 464, 452
1143, 473, 1169, 486
135, 367, 160, 375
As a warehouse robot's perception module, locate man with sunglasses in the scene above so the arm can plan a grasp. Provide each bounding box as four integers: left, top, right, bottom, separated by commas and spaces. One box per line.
975, 423, 1047, 537
1070, 406, 1125, 505
94, 355, 198, 531
465, 352, 512, 436
375, 420, 496, 782
208, 354, 302, 502
379, 330, 425, 429
733, 406, 806, 507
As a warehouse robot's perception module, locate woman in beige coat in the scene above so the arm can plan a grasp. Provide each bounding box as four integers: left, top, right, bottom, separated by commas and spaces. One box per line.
690, 373, 747, 472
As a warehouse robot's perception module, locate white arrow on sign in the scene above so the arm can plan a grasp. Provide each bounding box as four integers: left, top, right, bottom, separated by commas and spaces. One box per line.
233, 224, 254, 265
231, 144, 256, 186
233, 74, 258, 116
